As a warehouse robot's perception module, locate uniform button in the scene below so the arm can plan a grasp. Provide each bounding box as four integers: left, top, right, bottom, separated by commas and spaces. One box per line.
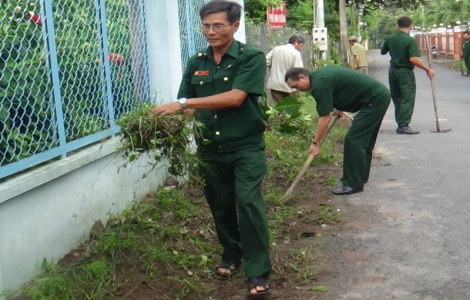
199, 81, 204, 86
217, 66, 220, 69
215, 131, 220, 136
240, 48, 244, 51
214, 115, 217, 119
198, 53, 203, 57
223, 77, 228, 82
218, 146, 222, 149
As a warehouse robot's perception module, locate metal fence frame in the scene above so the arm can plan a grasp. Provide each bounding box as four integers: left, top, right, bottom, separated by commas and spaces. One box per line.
178, 0, 209, 69
0, 0, 151, 181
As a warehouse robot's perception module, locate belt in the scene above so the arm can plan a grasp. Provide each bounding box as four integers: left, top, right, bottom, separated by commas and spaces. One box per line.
389, 66, 413, 70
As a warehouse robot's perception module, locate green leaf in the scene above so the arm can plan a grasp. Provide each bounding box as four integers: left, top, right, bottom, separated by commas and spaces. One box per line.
312, 286, 328, 292
274, 97, 303, 117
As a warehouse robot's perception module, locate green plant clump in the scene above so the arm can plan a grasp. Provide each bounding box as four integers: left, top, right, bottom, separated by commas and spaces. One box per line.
116, 103, 198, 176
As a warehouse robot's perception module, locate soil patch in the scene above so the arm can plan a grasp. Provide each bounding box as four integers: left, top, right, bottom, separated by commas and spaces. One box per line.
10, 120, 385, 300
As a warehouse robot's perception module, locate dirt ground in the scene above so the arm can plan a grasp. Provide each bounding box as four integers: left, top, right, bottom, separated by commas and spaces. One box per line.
12, 120, 387, 300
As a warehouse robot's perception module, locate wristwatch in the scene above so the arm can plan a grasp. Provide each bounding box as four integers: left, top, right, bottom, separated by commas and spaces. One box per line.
177, 98, 187, 110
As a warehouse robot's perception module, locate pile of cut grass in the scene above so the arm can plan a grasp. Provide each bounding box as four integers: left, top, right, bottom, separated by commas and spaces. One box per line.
116, 103, 198, 176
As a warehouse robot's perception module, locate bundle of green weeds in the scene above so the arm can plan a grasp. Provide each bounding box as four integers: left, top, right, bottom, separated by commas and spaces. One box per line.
116, 103, 197, 176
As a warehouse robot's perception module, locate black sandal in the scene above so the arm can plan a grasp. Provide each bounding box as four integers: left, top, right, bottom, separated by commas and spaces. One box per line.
215, 260, 241, 276
248, 276, 270, 296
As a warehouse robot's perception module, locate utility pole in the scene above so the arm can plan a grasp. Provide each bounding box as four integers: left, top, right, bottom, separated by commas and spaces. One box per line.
339, 0, 349, 66
312, 0, 328, 60
313, 0, 316, 28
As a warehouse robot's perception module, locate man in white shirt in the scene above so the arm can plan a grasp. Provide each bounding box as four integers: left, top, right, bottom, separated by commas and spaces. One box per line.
266, 35, 304, 103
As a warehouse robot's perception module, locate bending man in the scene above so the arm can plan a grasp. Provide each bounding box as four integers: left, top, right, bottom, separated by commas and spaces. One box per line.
285, 66, 390, 195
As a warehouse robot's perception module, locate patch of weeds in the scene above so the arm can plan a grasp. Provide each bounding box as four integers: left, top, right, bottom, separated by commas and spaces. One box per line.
288, 246, 318, 284
17, 187, 221, 300
23, 258, 115, 300
269, 205, 297, 226
12, 95, 348, 300
324, 177, 337, 186
315, 204, 342, 224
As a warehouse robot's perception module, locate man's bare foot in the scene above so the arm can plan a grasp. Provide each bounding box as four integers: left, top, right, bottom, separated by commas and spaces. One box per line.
248, 276, 270, 296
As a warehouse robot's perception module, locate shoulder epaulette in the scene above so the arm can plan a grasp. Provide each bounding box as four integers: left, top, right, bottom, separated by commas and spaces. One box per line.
237, 42, 263, 57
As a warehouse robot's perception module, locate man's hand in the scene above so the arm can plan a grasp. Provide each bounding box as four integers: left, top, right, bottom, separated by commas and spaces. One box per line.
308, 143, 321, 158
426, 69, 435, 80
460, 52, 464, 58
151, 102, 182, 115
183, 108, 196, 115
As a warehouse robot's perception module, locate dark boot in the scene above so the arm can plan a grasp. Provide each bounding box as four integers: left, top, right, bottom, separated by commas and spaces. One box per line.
396, 123, 419, 134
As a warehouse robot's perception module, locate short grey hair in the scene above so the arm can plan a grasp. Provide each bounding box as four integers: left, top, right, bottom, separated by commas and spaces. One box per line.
288, 34, 305, 45
200, 0, 242, 24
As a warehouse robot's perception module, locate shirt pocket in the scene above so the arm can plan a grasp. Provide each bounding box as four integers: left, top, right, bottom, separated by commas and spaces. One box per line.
213, 68, 237, 91
191, 75, 213, 96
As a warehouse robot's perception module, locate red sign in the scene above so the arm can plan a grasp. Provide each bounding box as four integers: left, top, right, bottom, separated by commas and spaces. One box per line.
267, 4, 286, 29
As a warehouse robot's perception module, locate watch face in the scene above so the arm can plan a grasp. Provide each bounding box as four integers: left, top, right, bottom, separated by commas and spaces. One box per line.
178, 98, 187, 109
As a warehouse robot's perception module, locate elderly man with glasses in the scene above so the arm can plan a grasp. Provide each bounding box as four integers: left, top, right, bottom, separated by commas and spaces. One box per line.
152, 0, 271, 296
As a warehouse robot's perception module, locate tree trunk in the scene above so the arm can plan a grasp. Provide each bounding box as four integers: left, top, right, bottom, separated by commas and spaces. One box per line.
338, 0, 349, 67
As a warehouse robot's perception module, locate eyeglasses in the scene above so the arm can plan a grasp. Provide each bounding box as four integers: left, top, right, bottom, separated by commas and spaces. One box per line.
200, 24, 232, 32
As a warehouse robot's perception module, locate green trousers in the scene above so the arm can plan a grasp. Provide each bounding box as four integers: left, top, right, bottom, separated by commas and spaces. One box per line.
388, 68, 416, 125
465, 56, 470, 73
199, 146, 271, 279
342, 91, 391, 189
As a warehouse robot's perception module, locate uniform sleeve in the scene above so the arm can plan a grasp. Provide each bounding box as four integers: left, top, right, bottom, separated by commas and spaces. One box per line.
177, 60, 198, 99
266, 49, 273, 67
232, 52, 266, 96
311, 85, 334, 117
464, 42, 470, 58
380, 39, 389, 55
351, 44, 357, 55
408, 39, 421, 58
293, 51, 303, 68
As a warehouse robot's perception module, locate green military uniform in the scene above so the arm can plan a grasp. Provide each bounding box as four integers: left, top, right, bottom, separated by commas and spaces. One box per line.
309, 66, 390, 189
381, 31, 420, 126
463, 38, 470, 76
177, 40, 271, 279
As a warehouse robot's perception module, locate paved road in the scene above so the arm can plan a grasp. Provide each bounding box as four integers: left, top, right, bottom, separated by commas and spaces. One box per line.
327, 50, 470, 300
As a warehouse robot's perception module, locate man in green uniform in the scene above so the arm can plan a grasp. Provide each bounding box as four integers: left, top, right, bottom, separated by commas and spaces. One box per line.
349, 36, 368, 74
285, 66, 390, 195
381, 16, 434, 134
152, 0, 271, 296
461, 30, 470, 77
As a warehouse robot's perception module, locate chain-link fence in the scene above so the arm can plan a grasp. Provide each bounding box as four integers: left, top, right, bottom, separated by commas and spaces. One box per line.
178, 0, 209, 69
245, 22, 314, 69
0, 0, 150, 180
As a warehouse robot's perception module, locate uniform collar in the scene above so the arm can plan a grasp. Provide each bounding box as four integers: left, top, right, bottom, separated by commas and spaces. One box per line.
205, 40, 239, 61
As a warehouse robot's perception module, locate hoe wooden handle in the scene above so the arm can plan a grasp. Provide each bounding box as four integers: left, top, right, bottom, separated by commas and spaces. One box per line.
281, 114, 340, 201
